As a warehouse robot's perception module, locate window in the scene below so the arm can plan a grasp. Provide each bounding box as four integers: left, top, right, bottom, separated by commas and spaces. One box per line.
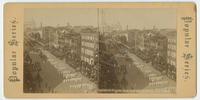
81, 48, 85, 53
81, 56, 83, 60
90, 58, 94, 65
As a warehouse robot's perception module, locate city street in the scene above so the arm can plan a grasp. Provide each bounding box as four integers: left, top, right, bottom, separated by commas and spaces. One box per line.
25, 35, 97, 93
114, 55, 149, 90
41, 50, 97, 93
110, 36, 176, 93
28, 50, 63, 93
103, 38, 149, 90
127, 52, 176, 93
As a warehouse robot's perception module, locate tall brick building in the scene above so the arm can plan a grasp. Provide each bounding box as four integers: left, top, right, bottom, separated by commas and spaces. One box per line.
80, 28, 99, 81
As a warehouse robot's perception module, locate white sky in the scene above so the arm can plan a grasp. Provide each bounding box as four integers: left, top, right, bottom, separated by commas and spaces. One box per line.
103, 8, 176, 30
25, 8, 98, 27
25, 8, 176, 30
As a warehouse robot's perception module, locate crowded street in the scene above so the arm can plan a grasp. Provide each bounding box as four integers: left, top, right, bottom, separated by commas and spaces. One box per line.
24, 35, 97, 93
127, 52, 176, 93
42, 50, 97, 93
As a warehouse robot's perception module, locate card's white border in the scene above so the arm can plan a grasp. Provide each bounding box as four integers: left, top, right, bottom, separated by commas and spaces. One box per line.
0, 0, 199, 100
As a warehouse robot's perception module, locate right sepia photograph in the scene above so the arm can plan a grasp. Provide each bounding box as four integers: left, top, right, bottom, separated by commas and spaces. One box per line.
98, 8, 176, 93
24, 8, 176, 94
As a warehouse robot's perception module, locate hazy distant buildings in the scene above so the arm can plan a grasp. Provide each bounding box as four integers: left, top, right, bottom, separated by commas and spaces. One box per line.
127, 29, 140, 50
42, 26, 57, 48
24, 19, 36, 32
135, 31, 145, 51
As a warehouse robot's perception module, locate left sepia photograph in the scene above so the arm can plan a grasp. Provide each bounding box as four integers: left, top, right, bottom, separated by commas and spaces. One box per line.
24, 8, 99, 93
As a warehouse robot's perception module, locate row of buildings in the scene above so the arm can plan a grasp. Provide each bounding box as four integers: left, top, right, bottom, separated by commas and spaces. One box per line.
39, 26, 100, 82
127, 29, 176, 80
26, 21, 177, 81
24, 19, 100, 82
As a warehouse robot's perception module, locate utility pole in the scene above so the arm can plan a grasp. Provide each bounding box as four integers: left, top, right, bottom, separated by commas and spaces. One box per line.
48, 28, 50, 49
135, 32, 136, 52
97, 8, 99, 33
97, 8, 100, 89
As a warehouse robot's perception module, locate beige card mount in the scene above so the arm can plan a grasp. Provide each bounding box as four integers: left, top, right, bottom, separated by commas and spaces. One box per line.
4, 2, 196, 98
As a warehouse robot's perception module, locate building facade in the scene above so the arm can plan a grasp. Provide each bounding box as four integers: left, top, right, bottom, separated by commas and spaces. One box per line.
42, 26, 57, 48
167, 37, 176, 67
167, 34, 176, 80
135, 31, 145, 51
68, 33, 81, 62
127, 30, 141, 53
80, 31, 99, 82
